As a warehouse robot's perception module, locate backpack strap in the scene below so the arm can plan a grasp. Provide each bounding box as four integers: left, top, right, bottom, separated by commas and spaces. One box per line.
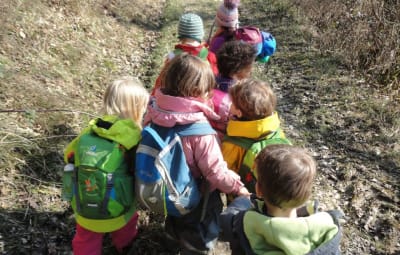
207, 19, 216, 44
174, 122, 216, 136
73, 167, 81, 212
150, 122, 216, 219
173, 48, 209, 61
101, 173, 114, 215
224, 129, 291, 193
223, 135, 255, 150
223, 129, 291, 149
197, 47, 209, 61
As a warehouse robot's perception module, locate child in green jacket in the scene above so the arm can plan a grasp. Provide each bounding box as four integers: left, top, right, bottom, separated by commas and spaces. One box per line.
220, 144, 343, 255
63, 77, 149, 254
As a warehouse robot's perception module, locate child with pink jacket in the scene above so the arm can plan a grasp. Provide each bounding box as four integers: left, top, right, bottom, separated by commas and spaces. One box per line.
144, 53, 249, 254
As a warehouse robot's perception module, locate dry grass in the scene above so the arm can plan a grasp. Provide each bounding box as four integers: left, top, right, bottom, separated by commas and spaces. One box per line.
0, 0, 164, 238
292, 0, 400, 90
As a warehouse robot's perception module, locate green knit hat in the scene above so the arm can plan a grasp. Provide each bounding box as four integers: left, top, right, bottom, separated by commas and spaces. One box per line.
178, 13, 204, 42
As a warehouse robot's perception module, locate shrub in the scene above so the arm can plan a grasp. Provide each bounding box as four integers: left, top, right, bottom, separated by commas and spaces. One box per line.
293, 0, 399, 88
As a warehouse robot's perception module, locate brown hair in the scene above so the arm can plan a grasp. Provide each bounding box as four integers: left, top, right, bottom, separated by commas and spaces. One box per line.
216, 40, 257, 78
103, 76, 149, 128
255, 144, 317, 209
162, 53, 215, 98
229, 78, 276, 120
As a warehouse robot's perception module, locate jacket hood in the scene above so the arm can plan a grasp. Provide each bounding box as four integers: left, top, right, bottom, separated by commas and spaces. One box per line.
243, 203, 339, 255
64, 115, 141, 163
89, 115, 141, 149
145, 90, 220, 127
226, 112, 281, 139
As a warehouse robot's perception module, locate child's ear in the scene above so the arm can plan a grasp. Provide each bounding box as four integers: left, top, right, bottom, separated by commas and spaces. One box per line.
236, 109, 242, 118
255, 181, 263, 198
230, 104, 242, 118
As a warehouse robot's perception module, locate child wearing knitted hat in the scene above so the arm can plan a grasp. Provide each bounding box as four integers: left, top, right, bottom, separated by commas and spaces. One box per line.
151, 13, 218, 95
209, 0, 240, 53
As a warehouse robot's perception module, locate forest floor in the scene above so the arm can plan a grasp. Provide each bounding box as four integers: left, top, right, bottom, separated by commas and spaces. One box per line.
0, 0, 398, 254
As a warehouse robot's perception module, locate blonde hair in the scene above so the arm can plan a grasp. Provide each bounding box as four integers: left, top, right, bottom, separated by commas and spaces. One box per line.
162, 53, 215, 98
229, 78, 276, 121
103, 76, 149, 128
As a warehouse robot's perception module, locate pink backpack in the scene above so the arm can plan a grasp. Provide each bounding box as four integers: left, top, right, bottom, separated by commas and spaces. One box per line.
235, 26, 277, 62
234, 26, 263, 54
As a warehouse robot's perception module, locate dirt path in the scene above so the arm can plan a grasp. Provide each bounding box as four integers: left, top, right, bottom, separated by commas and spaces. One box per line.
135, 0, 400, 254
237, 1, 400, 255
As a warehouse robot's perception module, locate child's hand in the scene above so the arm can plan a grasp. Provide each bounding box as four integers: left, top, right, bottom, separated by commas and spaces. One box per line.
237, 186, 251, 197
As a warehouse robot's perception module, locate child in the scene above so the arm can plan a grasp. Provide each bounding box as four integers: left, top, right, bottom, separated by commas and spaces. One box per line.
144, 53, 250, 254
63, 77, 149, 255
215, 40, 256, 92
210, 40, 257, 139
208, 0, 240, 53
220, 144, 343, 255
151, 12, 218, 95
221, 78, 290, 193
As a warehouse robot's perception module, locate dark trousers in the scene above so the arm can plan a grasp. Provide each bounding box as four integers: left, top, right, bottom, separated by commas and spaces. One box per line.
165, 190, 223, 254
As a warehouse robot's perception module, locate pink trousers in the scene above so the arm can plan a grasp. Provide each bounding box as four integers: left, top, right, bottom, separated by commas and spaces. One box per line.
72, 212, 139, 255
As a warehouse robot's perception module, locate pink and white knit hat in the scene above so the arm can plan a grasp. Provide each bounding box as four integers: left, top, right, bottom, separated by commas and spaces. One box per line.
215, 0, 240, 28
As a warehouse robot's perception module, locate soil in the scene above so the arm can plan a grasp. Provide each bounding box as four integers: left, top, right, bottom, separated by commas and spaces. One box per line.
0, 0, 398, 255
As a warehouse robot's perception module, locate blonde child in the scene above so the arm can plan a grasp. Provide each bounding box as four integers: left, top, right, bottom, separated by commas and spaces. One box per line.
63, 77, 149, 254
220, 144, 342, 254
151, 13, 218, 95
144, 53, 250, 254
222, 78, 290, 193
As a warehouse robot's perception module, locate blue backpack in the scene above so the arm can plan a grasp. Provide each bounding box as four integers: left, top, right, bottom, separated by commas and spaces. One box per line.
135, 122, 216, 217
257, 31, 277, 63
234, 26, 277, 63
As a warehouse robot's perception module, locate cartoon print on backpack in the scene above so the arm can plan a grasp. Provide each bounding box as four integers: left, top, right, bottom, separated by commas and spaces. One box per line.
63, 77, 149, 255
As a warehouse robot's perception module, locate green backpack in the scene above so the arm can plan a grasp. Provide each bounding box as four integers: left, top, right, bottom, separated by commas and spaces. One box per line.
224, 128, 292, 193
71, 118, 136, 219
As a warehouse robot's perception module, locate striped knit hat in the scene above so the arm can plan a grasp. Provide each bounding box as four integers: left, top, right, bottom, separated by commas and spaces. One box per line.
178, 13, 205, 42
215, 0, 240, 28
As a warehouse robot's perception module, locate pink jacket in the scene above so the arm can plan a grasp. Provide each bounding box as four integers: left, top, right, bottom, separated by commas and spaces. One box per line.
209, 89, 232, 141
144, 90, 244, 195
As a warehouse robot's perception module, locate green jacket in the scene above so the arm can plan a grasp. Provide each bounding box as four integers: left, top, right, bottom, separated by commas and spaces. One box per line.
64, 115, 141, 233
220, 196, 342, 255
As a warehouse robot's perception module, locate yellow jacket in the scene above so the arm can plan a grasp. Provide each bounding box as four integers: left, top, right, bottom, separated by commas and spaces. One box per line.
221, 112, 283, 173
